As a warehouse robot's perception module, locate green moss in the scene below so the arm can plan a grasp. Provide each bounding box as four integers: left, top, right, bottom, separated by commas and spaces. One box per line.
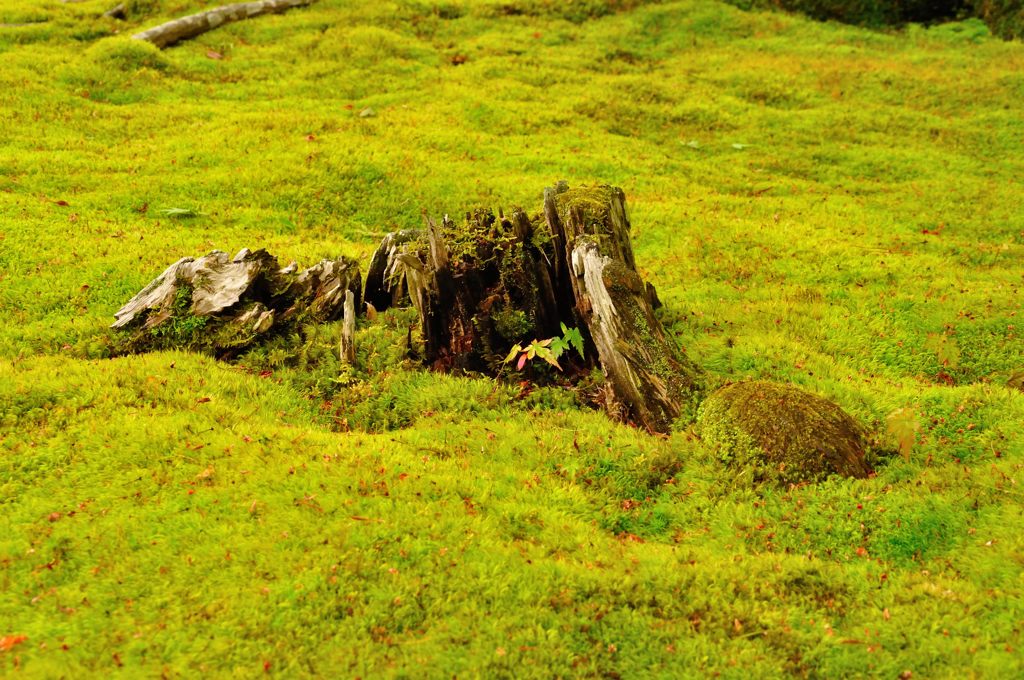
555, 184, 617, 247
491, 306, 532, 340
481, 0, 665, 23
131, 286, 208, 350
86, 37, 171, 72
2, 1, 1024, 676
696, 380, 872, 485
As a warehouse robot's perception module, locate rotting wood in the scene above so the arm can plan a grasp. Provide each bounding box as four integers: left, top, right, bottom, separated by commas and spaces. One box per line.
112, 248, 360, 357
554, 184, 702, 432
114, 184, 700, 432
364, 229, 422, 312
132, 0, 317, 49
104, 3, 127, 20
109, 184, 881, 465
340, 290, 356, 364
570, 238, 698, 432
367, 183, 704, 431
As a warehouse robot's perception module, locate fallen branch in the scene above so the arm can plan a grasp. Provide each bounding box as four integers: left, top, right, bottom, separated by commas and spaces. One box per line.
132, 0, 317, 49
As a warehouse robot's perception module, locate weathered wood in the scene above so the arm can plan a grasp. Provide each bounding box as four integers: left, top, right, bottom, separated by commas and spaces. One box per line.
104, 3, 127, 20
112, 256, 195, 330
132, 0, 317, 49
420, 216, 478, 369
542, 182, 577, 319
340, 290, 356, 364
112, 248, 361, 356
369, 183, 702, 432
549, 184, 702, 432
287, 257, 362, 323
114, 183, 701, 433
364, 229, 422, 312
570, 238, 698, 432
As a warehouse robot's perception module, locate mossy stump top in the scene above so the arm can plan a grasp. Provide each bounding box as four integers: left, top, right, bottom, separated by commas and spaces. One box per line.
696, 381, 872, 485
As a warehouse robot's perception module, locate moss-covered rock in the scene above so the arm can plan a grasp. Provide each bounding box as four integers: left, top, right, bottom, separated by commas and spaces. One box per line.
696, 380, 872, 485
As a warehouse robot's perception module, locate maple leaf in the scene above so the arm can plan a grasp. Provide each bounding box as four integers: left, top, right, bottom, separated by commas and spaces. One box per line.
886, 408, 921, 461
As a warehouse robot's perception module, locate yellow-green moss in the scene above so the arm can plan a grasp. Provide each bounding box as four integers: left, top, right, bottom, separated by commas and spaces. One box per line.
86, 37, 171, 72
555, 184, 620, 255
3, 1, 1024, 676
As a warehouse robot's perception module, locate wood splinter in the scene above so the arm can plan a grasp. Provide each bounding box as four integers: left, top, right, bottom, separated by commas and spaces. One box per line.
340, 289, 356, 365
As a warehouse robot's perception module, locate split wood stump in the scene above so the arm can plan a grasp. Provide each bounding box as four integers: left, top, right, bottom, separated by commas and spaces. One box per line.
365, 182, 704, 433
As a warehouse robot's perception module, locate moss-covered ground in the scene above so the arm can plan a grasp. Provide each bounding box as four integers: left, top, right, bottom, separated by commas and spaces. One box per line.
2, 0, 1023, 676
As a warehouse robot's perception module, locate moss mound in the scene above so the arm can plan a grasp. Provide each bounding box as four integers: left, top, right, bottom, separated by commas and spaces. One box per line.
86, 37, 171, 72
696, 381, 872, 485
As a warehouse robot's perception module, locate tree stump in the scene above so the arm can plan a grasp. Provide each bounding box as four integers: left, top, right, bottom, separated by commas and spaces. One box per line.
557, 185, 701, 432
365, 183, 703, 432
112, 183, 702, 433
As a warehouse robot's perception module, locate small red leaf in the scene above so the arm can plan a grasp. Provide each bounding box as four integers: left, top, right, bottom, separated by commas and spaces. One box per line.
0, 635, 28, 652
516, 353, 527, 371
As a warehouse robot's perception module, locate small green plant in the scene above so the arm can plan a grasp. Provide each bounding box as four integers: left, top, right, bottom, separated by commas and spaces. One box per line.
504, 323, 585, 371
159, 207, 206, 218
